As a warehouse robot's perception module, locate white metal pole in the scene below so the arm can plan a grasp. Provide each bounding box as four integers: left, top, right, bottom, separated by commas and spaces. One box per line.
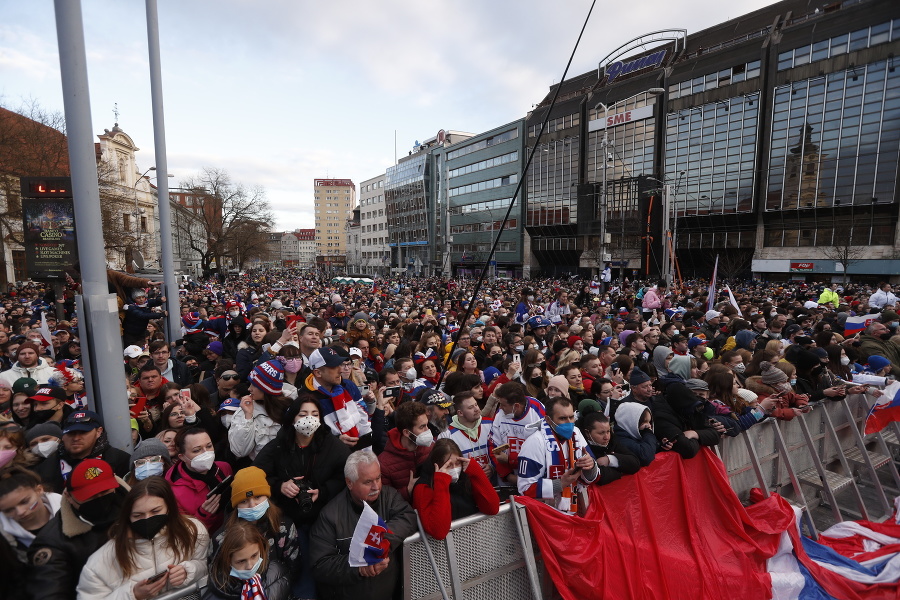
145, 0, 180, 342
54, 0, 133, 450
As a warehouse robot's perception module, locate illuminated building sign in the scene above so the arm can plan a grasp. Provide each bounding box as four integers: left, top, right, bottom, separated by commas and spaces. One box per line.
605, 49, 667, 82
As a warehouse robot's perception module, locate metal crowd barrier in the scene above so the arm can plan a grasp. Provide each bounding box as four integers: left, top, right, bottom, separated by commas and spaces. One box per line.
719, 392, 900, 536
402, 502, 542, 600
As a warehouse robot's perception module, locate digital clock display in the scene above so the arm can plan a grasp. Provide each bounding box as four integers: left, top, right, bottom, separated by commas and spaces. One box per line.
20, 177, 73, 198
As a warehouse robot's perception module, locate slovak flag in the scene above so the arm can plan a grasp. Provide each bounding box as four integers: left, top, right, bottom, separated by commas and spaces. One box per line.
39, 312, 55, 359
348, 501, 392, 567
865, 381, 900, 434
845, 314, 876, 336
590, 281, 601, 294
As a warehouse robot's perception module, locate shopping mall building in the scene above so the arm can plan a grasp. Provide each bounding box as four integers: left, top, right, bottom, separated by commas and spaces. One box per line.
525, 0, 900, 282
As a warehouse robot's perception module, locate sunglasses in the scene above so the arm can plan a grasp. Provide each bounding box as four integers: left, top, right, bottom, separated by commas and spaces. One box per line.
220, 374, 240, 381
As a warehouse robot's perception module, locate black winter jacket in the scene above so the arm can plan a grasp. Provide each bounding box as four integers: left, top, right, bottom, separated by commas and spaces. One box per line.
653, 382, 721, 459
253, 425, 351, 526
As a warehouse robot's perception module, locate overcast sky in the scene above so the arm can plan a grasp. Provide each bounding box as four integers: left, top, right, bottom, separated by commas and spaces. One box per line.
1, 0, 774, 230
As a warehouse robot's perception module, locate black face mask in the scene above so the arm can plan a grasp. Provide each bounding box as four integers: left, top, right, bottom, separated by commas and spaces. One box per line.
881, 332, 893, 341
76, 490, 124, 527
30, 407, 58, 425
188, 365, 200, 375
530, 376, 544, 388
129, 514, 168, 540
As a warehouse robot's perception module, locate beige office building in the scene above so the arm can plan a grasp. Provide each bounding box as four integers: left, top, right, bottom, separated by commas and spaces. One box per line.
314, 178, 356, 258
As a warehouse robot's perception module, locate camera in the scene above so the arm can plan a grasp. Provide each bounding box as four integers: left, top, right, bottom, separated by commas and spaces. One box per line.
293, 478, 314, 513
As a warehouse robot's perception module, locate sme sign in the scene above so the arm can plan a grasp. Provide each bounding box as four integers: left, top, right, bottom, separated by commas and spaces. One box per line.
604, 49, 667, 83
588, 104, 655, 132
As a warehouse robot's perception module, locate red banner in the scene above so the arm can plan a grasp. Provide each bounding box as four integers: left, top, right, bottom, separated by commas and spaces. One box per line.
516, 450, 794, 600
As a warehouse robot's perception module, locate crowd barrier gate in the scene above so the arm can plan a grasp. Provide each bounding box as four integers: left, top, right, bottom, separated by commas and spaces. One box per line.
402, 502, 542, 600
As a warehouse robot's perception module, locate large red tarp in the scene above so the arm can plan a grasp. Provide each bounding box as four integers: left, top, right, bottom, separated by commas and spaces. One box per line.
516, 449, 795, 600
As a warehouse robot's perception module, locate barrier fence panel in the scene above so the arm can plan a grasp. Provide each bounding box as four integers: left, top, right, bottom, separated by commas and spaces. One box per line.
403, 502, 541, 600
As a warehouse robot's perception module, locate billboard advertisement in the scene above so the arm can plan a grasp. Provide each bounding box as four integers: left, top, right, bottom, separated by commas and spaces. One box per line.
22, 197, 77, 280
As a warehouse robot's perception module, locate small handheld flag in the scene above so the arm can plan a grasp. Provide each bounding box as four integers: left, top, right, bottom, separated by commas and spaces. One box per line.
348, 501, 392, 567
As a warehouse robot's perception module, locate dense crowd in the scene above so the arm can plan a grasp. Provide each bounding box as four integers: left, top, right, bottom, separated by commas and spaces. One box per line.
0, 268, 898, 600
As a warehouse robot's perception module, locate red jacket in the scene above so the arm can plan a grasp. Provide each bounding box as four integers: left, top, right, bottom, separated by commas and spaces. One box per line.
165, 460, 233, 533
378, 429, 431, 503
412, 460, 500, 539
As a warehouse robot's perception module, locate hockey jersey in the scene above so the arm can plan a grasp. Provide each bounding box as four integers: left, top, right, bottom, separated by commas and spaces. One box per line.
439, 417, 493, 469
489, 397, 545, 478
517, 421, 596, 512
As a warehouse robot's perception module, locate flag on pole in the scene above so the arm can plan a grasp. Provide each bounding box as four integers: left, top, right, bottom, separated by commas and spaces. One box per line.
864, 380, 900, 434
348, 501, 392, 567
724, 286, 740, 312
39, 312, 55, 359
707, 255, 719, 312
844, 314, 877, 337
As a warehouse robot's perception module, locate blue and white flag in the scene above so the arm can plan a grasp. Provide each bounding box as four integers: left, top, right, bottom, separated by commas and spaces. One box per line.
348, 501, 392, 567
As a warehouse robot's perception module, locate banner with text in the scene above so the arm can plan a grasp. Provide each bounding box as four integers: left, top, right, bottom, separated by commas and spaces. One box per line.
22, 198, 78, 280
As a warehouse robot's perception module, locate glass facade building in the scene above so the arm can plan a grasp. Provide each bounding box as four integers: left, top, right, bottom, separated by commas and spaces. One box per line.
385, 153, 430, 275
524, 0, 900, 281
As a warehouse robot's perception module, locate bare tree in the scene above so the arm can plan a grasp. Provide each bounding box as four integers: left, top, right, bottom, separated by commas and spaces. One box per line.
717, 249, 754, 282
175, 168, 274, 276
821, 230, 866, 286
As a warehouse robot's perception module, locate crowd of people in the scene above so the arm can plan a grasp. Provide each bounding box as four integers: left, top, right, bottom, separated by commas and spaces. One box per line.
0, 268, 898, 600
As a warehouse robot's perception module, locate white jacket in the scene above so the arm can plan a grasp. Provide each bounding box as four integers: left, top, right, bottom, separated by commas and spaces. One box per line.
0, 358, 57, 386
228, 401, 280, 460
76, 516, 209, 600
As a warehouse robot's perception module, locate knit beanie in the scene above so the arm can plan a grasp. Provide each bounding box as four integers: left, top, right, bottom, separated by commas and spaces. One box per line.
760, 361, 788, 386
868, 355, 891, 372
249, 360, 285, 395
25, 422, 62, 445
231, 466, 271, 508
566, 335, 582, 349
629, 368, 651, 386
547, 375, 571, 399
351, 311, 369, 325
130, 438, 169, 466
578, 397, 602, 416
16, 342, 42, 360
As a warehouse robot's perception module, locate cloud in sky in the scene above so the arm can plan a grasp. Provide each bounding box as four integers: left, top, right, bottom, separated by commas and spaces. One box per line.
0, 0, 775, 230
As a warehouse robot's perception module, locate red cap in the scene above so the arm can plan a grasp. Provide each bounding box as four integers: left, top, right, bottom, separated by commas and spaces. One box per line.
67, 458, 118, 503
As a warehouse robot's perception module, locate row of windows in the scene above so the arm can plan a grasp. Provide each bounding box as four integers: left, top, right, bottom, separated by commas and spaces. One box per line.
361, 195, 383, 206
668, 60, 761, 99
527, 113, 581, 138
447, 129, 519, 160
448, 173, 518, 197
766, 61, 900, 210
763, 224, 895, 247
362, 181, 384, 192
777, 19, 899, 71
361, 209, 384, 220
361, 223, 385, 232
361, 237, 386, 246
526, 137, 579, 226
448, 151, 518, 179
675, 231, 756, 249
452, 242, 516, 253
449, 197, 517, 216
449, 219, 518, 234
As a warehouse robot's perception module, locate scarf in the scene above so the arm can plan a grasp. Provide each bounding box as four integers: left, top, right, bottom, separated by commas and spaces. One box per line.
306, 374, 359, 437
240, 574, 267, 600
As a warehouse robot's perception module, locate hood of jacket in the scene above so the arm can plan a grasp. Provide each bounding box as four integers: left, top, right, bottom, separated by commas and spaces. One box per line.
735, 329, 758, 351
668, 354, 691, 380
615, 402, 649, 440
664, 381, 705, 418
652, 346, 671, 377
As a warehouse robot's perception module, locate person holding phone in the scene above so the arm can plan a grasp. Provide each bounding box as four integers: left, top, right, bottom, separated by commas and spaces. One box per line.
77, 477, 209, 600
165, 427, 233, 532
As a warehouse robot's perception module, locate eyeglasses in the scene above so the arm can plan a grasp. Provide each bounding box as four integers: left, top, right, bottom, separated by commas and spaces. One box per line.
220, 374, 239, 381
134, 455, 163, 467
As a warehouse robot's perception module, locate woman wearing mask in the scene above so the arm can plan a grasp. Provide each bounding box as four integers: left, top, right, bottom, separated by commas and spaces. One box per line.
253, 398, 351, 599
76, 477, 209, 600
127, 439, 172, 484
222, 319, 249, 361
415, 332, 442, 361
0, 425, 39, 469
278, 344, 304, 399
523, 366, 546, 400
165, 427, 233, 533
204, 520, 290, 600
210, 467, 299, 584
25, 422, 62, 460
412, 439, 499, 540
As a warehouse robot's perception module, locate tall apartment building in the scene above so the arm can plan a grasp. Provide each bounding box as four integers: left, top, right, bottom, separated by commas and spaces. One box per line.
314, 179, 356, 259
358, 174, 388, 277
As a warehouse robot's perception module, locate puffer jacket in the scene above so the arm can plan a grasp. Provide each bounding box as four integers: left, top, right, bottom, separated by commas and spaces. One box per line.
228, 402, 282, 460
377, 428, 431, 503
0, 358, 57, 386
165, 461, 233, 533
76, 516, 209, 600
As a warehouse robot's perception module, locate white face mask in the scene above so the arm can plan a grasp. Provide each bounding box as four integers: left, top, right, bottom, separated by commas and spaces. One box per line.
220, 414, 233, 428
325, 328, 333, 337
409, 429, 434, 447
841, 356, 850, 366
733, 363, 746, 373
405, 367, 417, 381
190, 450, 216, 472
439, 319, 447, 326
33, 439, 59, 458
399, 313, 407, 319
228, 310, 240, 318
673, 329, 680, 336
447, 466, 462, 482
294, 415, 320, 437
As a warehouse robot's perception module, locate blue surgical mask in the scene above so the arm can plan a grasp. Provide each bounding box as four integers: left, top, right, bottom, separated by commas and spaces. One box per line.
237, 499, 269, 522
135, 461, 164, 480
552, 420, 575, 440
230, 555, 263, 580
